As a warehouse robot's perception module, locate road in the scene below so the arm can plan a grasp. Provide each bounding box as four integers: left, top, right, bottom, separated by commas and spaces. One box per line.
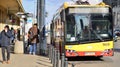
68, 40, 120, 67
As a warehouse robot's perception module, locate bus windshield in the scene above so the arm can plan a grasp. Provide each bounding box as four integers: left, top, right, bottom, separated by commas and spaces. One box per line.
66, 14, 113, 43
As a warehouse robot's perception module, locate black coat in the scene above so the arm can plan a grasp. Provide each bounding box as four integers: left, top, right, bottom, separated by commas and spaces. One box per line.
0, 30, 12, 47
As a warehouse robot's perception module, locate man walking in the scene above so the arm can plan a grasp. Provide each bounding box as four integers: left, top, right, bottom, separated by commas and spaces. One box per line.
0, 25, 12, 64
28, 23, 39, 55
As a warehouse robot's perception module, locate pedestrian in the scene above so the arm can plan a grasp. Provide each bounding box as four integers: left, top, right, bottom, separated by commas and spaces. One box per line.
17, 28, 20, 40
10, 27, 15, 44
0, 25, 12, 64
28, 23, 39, 55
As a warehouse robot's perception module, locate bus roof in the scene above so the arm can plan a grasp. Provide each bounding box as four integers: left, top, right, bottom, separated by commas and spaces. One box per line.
53, 2, 110, 21
56, 2, 110, 13
63, 2, 110, 8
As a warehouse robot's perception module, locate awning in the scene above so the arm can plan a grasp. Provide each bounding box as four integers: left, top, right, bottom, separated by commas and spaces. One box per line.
0, 0, 25, 14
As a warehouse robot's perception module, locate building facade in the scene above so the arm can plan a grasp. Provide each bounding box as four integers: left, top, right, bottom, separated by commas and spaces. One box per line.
103, 0, 120, 7
103, 0, 120, 29
0, 0, 24, 31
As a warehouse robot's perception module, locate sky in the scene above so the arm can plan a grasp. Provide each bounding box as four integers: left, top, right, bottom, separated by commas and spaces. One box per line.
22, 0, 102, 25
22, 0, 37, 17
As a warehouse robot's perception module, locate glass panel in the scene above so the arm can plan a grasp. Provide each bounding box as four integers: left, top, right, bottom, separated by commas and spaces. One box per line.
66, 14, 76, 42
91, 14, 113, 40
65, 13, 113, 44
75, 15, 90, 41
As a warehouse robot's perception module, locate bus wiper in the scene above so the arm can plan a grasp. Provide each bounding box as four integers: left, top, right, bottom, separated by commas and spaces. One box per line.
91, 29, 104, 42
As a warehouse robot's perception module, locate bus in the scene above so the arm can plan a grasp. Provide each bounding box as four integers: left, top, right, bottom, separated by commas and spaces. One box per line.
50, 1, 114, 57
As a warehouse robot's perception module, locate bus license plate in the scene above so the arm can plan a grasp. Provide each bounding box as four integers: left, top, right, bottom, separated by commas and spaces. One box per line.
85, 52, 95, 55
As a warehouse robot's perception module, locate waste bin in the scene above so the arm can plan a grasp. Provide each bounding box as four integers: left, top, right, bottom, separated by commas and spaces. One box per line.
14, 41, 24, 54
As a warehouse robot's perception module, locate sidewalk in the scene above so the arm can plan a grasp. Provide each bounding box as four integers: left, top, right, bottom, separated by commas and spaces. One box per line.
0, 48, 52, 67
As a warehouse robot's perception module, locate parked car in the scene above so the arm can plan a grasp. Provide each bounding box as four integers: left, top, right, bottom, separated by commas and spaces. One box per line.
114, 34, 118, 42
114, 29, 120, 36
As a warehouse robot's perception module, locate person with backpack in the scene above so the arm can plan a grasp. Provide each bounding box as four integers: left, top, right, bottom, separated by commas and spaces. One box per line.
0, 25, 12, 64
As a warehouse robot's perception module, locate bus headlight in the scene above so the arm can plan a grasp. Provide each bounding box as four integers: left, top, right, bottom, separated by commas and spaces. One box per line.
104, 49, 112, 53
66, 49, 76, 53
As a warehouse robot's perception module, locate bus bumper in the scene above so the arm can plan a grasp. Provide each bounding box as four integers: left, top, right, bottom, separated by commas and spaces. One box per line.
65, 49, 113, 57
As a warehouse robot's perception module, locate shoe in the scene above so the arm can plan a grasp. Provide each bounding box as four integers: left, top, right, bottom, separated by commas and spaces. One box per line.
29, 52, 32, 55
2, 61, 6, 64
33, 52, 36, 55
6, 60, 10, 64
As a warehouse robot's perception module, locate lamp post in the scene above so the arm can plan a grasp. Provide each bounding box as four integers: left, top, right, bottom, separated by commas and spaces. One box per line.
37, 0, 45, 55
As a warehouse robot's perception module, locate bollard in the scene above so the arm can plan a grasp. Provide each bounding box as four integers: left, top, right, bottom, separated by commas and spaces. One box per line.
51, 46, 53, 63
65, 58, 68, 67
72, 63, 75, 67
14, 41, 24, 54
48, 45, 50, 60
51, 46, 54, 64
50, 46, 53, 62
53, 48, 57, 67
56, 50, 60, 67
48, 45, 51, 60
61, 53, 65, 67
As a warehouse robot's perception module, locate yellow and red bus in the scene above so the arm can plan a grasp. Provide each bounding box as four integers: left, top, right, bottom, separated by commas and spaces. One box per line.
50, 2, 114, 57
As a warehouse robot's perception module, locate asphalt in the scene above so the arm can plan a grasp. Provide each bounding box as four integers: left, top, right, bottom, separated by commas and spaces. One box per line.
0, 48, 52, 67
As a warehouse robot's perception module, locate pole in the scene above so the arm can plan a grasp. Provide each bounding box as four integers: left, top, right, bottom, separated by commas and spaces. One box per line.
56, 50, 60, 67
37, 0, 41, 55
65, 58, 68, 67
38, 0, 45, 55
37, 0, 45, 54
23, 18, 26, 53
61, 53, 65, 67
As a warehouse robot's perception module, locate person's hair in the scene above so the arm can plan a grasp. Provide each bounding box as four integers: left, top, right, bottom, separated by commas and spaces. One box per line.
4, 25, 9, 29
33, 23, 37, 26
11, 27, 14, 30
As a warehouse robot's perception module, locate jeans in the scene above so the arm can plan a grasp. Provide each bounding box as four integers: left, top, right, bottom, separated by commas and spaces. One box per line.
1, 46, 11, 61
29, 43, 37, 54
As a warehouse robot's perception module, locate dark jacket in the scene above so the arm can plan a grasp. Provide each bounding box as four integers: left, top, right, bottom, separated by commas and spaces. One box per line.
0, 30, 12, 47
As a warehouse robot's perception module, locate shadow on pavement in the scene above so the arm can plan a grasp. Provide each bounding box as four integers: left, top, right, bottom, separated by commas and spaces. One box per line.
36, 55, 52, 67
0, 60, 2, 64
36, 62, 52, 67
37, 59, 51, 63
